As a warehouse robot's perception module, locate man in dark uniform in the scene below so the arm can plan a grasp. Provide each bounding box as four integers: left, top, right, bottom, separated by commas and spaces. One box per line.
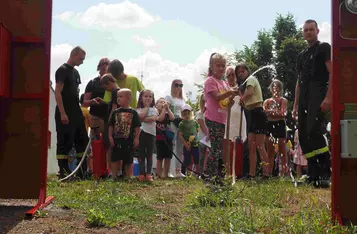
54, 46, 89, 179
83, 58, 109, 137
293, 19, 332, 187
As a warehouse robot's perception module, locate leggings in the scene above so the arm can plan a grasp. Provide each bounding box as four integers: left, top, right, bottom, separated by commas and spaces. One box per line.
204, 118, 225, 178
139, 131, 155, 175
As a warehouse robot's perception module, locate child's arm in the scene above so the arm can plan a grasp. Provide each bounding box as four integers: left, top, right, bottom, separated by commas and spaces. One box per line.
210, 90, 234, 101
167, 106, 175, 121
138, 108, 149, 121
197, 119, 208, 136
108, 125, 114, 147
277, 98, 288, 118
156, 110, 166, 122
133, 127, 140, 148
241, 86, 254, 102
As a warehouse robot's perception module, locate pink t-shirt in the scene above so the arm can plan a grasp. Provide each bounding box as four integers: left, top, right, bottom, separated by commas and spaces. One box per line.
204, 76, 230, 124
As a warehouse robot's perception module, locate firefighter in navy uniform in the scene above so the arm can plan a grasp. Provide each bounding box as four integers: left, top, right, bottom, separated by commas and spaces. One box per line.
54, 46, 89, 180
293, 20, 332, 188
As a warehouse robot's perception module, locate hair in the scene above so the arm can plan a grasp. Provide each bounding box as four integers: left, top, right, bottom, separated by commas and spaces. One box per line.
107, 59, 124, 79
137, 89, 155, 108
235, 62, 251, 85
118, 88, 131, 99
304, 19, 318, 29
70, 46, 85, 56
156, 97, 165, 105
208, 53, 227, 77
80, 93, 84, 105
97, 58, 110, 71
100, 73, 116, 85
170, 79, 184, 99
269, 79, 284, 95
199, 93, 206, 113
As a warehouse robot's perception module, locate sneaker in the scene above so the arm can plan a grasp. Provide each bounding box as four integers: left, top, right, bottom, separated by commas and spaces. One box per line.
138, 175, 145, 182
146, 174, 154, 182
176, 172, 186, 178
168, 173, 175, 178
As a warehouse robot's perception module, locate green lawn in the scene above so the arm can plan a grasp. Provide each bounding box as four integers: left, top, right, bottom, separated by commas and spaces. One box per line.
46, 176, 356, 233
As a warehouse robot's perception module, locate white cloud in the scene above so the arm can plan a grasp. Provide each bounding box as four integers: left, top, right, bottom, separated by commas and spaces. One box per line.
50, 43, 229, 101
55, 1, 160, 29
132, 35, 160, 51
318, 22, 331, 44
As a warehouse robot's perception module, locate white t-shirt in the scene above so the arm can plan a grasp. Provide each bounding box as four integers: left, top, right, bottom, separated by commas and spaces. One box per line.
195, 111, 206, 141
165, 95, 186, 117
225, 96, 247, 142
137, 107, 159, 136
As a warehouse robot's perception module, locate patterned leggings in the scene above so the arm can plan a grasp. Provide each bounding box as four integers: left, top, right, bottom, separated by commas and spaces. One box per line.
204, 118, 225, 178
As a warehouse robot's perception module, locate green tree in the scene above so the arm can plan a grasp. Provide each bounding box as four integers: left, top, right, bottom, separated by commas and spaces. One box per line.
272, 13, 300, 52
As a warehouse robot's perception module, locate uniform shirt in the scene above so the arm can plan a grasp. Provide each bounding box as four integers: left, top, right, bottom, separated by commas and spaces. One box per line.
84, 76, 108, 119
108, 107, 141, 140
55, 63, 82, 120
297, 41, 331, 84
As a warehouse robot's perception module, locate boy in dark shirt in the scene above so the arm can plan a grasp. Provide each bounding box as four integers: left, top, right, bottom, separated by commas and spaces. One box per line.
108, 89, 141, 179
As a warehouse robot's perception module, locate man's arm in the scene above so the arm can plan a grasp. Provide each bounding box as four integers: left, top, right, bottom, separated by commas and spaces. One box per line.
325, 60, 332, 102
55, 82, 66, 116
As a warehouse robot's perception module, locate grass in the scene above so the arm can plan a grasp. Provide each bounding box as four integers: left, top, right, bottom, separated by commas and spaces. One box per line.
46, 176, 357, 233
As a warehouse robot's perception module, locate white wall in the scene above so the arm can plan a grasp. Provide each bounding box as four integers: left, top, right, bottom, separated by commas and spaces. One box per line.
47, 86, 58, 174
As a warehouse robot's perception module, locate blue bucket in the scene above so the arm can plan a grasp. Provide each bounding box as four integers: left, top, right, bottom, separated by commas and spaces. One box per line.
133, 159, 140, 176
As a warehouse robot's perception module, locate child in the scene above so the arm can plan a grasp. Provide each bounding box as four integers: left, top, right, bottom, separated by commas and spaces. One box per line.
196, 94, 209, 174
137, 89, 158, 182
100, 73, 120, 173
178, 104, 200, 175
263, 79, 288, 177
293, 128, 308, 179
108, 89, 141, 180
203, 53, 236, 183
156, 98, 175, 178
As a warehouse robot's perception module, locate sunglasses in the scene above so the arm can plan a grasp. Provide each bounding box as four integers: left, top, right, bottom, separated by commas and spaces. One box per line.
174, 83, 183, 88
227, 73, 235, 77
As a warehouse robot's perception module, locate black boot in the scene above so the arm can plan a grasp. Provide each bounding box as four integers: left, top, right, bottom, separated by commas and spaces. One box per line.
58, 159, 71, 179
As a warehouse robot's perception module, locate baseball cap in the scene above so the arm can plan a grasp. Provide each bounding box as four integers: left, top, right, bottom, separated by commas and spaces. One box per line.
181, 104, 192, 112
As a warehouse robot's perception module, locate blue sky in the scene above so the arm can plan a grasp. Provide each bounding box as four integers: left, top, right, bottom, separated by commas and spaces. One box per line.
51, 0, 331, 99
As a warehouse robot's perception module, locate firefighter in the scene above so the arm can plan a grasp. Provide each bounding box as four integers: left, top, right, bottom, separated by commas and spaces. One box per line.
54, 46, 89, 180
293, 19, 332, 188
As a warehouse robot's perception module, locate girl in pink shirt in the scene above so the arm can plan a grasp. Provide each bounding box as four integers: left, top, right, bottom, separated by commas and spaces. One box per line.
203, 53, 237, 184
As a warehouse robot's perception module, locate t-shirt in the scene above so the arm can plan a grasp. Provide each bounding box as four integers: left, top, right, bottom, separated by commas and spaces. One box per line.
195, 111, 206, 141
116, 75, 144, 108
84, 77, 108, 119
55, 63, 82, 119
108, 108, 141, 140
156, 113, 170, 141
244, 76, 263, 109
297, 41, 331, 84
137, 107, 159, 136
179, 119, 199, 147
165, 95, 186, 117
225, 96, 247, 142
107, 88, 120, 121
204, 76, 230, 124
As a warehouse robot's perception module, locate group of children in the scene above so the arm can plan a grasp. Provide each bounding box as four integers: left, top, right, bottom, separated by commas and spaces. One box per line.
86, 52, 310, 185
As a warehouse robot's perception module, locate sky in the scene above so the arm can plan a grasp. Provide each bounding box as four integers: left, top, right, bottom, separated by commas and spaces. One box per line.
51, 0, 332, 100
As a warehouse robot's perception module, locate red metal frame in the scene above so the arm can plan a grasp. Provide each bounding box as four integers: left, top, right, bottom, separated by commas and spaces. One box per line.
0, 23, 11, 98
331, 0, 341, 224
25, 0, 55, 217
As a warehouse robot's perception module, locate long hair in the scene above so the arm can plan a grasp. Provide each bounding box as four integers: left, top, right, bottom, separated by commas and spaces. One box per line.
100, 73, 116, 85
207, 52, 217, 76
170, 79, 184, 99
268, 79, 284, 96
137, 89, 155, 108
199, 93, 206, 113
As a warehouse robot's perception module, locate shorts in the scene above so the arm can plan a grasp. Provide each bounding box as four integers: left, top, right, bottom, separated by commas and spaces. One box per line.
183, 146, 199, 167
246, 107, 267, 134
139, 131, 155, 158
156, 140, 173, 160
111, 139, 134, 164
266, 120, 286, 139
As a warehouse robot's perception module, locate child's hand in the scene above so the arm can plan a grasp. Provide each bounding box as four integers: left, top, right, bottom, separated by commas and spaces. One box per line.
163, 103, 168, 110
184, 143, 190, 152
109, 137, 115, 148
133, 137, 139, 148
